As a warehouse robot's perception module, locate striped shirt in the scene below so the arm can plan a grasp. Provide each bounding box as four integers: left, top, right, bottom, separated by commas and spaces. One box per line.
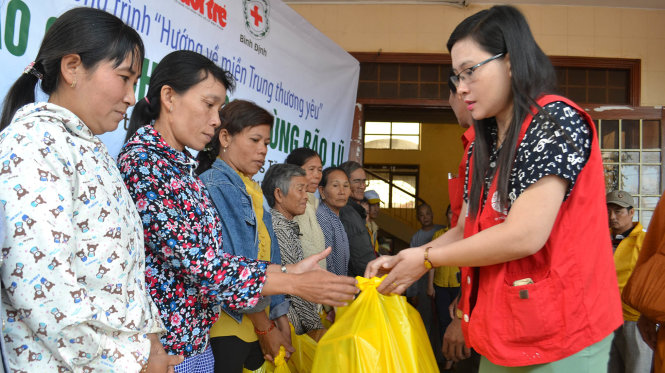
316, 202, 350, 276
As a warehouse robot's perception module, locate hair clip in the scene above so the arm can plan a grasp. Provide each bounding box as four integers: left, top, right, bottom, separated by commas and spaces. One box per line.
23, 61, 44, 80
23, 61, 35, 74
144, 96, 150, 105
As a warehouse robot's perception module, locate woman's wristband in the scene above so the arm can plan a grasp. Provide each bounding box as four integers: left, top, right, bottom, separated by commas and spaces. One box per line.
254, 320, 277, 335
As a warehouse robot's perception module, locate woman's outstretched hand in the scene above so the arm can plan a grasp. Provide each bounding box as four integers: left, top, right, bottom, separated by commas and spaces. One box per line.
364, 247, 429, 295
289, 246, 333, 274
291, 269, 358, 307
266, 247, 358, 306
290, 246, 359, 306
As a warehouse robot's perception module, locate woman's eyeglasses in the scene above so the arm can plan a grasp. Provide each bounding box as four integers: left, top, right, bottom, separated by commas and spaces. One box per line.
449, 53, 505, 88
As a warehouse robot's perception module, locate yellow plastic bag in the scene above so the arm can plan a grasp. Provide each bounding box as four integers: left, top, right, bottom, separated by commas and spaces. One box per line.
274, 346, 292, 373
311, 276, 439, 373
287, 324, 318, 373
319, 309, 333, 329
242, 360, 273, 373
242, 346, 292, 373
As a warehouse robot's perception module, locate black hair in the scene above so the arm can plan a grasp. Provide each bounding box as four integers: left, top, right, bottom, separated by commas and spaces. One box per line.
417, 203, 432, 214
195, 99, 274, 175
126, 49, 235, 142
319, 166, 348, 187
261, 163, 306, 208
447, 5, 557, 216
339, 161, 363, 179
285, 147, 321, 167
1, 7, 145, 130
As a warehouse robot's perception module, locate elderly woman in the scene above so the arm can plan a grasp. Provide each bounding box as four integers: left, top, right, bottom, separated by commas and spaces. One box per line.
262, 164, 327, 341
316, 167, 352, 277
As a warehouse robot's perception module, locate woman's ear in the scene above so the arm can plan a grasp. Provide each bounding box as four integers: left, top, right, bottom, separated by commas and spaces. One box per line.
274, 188, 285, 205
160, 85, 175, 113
60, 54, 82, 88
318, 186, 325, 200
504, 52, 511, 78
218, 128, 231, 149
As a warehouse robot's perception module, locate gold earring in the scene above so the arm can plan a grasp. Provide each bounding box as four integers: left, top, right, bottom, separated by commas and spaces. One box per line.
70, 77, 77, 88
169, 106, 173, 112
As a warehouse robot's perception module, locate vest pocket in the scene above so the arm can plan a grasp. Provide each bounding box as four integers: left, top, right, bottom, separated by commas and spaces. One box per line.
502, 276, 563, 344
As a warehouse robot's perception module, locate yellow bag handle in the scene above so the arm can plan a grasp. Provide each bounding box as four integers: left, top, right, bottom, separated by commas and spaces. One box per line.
355, 275, 387, 291
274, 346, 287, 367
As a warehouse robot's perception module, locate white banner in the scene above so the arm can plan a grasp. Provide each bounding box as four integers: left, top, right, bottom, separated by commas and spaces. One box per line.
0, 0, 359, 175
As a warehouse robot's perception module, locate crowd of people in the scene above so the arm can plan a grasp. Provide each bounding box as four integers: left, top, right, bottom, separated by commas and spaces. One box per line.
0, 8, 358, 373
1, 4, 664, 373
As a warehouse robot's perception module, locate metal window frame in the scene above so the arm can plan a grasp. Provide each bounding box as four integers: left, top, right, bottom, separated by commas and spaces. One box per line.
364, 121, 421, 150
364, 164, 420, 208
598, 118, 662, 224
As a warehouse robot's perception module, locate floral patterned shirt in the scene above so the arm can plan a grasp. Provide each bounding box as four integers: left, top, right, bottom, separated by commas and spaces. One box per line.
117, 125, 268, 356
0, 103, 165, 372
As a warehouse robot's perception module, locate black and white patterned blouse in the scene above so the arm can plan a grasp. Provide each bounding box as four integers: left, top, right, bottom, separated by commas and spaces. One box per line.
464, 101, 592, 210
270, 209, 325, 335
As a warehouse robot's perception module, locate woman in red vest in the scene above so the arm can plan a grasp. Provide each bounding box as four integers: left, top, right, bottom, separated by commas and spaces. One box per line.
366, 5, 622, 371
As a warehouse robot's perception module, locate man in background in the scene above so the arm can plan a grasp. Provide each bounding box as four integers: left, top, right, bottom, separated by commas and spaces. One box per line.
365, 190, 386, 255
408, 203, 444, 364
429, 204, 460, 371
339, 161, 377, 278
607, 190, 652, 373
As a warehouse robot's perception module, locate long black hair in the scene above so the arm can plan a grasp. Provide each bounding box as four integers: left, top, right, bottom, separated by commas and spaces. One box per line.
447, 5, 557, 216
1, 7, 145, 130
195, 99, 274, 175
125, 50, 235, 142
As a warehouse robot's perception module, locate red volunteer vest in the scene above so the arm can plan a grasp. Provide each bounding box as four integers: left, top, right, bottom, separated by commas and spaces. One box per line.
449, 127, 475, 228
458, 95, 622, 366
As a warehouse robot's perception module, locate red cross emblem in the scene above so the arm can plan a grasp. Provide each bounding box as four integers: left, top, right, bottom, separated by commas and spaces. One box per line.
250, 5, 263, 27
244, 0, 270, 39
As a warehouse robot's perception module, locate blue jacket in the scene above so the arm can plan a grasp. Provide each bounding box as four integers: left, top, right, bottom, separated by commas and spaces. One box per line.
200, 158, 288, 322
